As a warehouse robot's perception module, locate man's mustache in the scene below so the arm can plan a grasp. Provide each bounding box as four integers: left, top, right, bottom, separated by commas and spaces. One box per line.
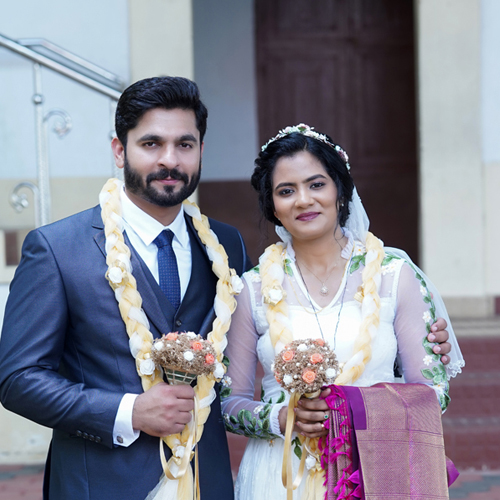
146, 169, 188, 184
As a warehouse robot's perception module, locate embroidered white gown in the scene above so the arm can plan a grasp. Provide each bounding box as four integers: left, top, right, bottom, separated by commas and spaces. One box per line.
221, 236, 453, 500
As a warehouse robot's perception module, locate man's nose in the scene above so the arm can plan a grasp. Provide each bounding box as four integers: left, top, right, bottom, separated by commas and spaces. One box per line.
159, 145, 178, 169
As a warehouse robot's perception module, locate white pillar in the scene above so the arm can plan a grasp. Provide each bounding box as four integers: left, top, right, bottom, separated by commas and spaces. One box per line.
416, 0, 490, 316
128, 0, 194, 82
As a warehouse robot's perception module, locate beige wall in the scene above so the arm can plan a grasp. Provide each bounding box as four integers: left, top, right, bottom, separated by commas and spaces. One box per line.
416, 0, 493, 317
129, 0, 194, 82
485, 161, 500, 295
0, 411, 51, 463
0, 178, 110, 231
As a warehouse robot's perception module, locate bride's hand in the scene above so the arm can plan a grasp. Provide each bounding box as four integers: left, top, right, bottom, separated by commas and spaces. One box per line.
279, 388, 331, 438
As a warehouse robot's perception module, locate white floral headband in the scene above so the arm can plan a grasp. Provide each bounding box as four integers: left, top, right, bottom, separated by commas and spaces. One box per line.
261, 123, 350, 170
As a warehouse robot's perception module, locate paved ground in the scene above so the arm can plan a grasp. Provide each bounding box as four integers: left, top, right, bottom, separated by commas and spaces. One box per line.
0, 465, 44, 500
1, 464, 500, 499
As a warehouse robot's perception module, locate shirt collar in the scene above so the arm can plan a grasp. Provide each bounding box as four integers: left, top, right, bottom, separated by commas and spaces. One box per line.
120, 188, 190, 248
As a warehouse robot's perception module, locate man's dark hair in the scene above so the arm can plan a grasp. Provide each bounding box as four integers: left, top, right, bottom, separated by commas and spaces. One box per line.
115, 76, 208, 147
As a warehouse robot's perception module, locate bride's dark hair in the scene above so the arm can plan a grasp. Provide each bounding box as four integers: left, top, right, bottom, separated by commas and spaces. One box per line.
251, 132, 354, 227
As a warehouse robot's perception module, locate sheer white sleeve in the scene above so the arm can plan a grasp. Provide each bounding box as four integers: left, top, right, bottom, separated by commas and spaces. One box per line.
221, 282, 284, 439
386, 247, 465, 379
394, 262, 451, 411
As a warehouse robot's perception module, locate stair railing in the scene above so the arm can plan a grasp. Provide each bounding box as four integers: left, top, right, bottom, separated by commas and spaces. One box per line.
0, 33, 126, 227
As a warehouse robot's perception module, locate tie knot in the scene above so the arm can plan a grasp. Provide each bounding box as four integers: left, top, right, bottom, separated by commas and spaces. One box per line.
154, 229, 175, 249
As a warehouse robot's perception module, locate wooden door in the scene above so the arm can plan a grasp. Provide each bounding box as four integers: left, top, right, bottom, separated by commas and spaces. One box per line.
256, 0, 419, 261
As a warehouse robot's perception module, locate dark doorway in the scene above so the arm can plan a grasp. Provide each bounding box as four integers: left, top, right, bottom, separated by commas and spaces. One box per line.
256, 0, 419, 261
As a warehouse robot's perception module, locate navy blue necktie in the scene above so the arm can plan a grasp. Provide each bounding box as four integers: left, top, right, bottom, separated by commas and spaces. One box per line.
153, 230, 181, 311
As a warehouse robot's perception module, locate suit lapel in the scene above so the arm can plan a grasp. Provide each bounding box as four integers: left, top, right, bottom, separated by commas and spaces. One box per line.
183, 215, 217, 338
92, 206, 107, 259
91, 206, 174, 336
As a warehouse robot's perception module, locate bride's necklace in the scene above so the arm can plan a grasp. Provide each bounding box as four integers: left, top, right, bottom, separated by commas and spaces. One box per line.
295, 248, 353, 350
296, 254, 341, 296
294, 263, 326, 340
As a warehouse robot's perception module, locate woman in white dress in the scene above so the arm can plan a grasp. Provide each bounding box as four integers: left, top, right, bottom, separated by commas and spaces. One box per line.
221, 124, 464, 499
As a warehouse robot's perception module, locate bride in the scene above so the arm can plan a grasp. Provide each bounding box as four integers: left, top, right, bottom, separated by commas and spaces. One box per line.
221, 124, 464, 499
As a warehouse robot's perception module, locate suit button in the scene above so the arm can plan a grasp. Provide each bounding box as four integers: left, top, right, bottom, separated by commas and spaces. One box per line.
117, 435, 124, 444
175, 320, 182, 327
95, 436, 102, 443
76, 430, 82, 437
89, 435, 95, 442
83, 432, 89, 439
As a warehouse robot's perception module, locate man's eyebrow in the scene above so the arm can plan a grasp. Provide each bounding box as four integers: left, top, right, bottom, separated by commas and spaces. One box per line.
136, 133, 198, 144
179, 133, 198, 144
137, 134, 162, 143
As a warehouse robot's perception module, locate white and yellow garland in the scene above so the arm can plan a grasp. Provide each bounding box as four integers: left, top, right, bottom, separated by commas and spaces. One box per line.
99, 178, 242, 500
259, 232, 385, 500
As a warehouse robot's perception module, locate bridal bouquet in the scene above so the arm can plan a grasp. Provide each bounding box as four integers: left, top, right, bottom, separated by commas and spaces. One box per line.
151, 331, 217, 385
273, 338, 339, 396
273, 338, 339, 499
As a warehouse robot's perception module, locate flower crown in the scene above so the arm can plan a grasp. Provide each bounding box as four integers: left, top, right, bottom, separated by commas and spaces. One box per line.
261, 123, 350, 170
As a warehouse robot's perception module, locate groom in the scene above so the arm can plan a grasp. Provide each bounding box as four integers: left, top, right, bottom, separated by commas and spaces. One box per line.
0, 77, 250, 499
0, 76, 452, 499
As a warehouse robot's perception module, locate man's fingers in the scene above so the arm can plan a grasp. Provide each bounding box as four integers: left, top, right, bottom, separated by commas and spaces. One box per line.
175, 398, 195, 412
175, 410, 193, 425
166, 384, 196, 399
132, 382, 195, 436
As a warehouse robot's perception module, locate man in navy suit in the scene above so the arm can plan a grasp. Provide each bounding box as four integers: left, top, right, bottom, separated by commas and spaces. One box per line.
0, 76, 452, 499
0, 76, 250, 499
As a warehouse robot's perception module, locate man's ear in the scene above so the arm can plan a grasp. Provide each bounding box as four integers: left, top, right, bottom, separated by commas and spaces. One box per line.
111, 137, 125, 169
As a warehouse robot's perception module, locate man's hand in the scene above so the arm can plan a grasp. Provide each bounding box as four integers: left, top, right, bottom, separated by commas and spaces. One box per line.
132, 382, 194, 437
428, 317, 451, 365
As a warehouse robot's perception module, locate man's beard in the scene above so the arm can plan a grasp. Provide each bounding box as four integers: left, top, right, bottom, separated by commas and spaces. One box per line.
123, 157, 201, 207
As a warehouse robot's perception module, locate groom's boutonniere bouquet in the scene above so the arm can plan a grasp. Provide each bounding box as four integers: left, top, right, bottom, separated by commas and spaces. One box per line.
273, 338, 339, 498
273, 338, 339, 396
151, 331, 221, 385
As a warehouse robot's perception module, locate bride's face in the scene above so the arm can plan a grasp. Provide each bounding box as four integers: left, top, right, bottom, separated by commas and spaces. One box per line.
272, 151, 340, 243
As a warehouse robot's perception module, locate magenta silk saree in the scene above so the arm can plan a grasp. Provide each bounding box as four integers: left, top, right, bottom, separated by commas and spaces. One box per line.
319, 383, 459, 500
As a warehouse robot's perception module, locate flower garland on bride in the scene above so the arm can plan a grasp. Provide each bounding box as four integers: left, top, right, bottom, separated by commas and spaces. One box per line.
259, 231, 385, 499
99, 178, 243, 500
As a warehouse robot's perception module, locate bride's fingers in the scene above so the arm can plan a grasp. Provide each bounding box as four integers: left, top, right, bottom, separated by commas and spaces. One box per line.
295, 419, 328, 438
295, 408, 329, 424
298, 398, 329, 412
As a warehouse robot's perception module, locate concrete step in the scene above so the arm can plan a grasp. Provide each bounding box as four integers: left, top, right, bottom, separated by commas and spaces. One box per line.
443, 334, 500, 470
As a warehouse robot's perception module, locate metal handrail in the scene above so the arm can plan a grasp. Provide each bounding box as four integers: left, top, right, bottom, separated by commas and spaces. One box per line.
0, 33, 123, 100
1, 32, 125, 227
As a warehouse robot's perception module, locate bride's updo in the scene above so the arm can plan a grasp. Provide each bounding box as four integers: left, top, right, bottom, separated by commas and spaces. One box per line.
251, 131, 354, 227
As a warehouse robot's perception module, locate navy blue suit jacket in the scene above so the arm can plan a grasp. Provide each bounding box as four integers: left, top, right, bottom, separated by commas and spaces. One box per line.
0, 205, 251, 500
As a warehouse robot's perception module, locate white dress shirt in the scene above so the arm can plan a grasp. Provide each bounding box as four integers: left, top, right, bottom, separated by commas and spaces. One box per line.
113, 188, 193, 446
